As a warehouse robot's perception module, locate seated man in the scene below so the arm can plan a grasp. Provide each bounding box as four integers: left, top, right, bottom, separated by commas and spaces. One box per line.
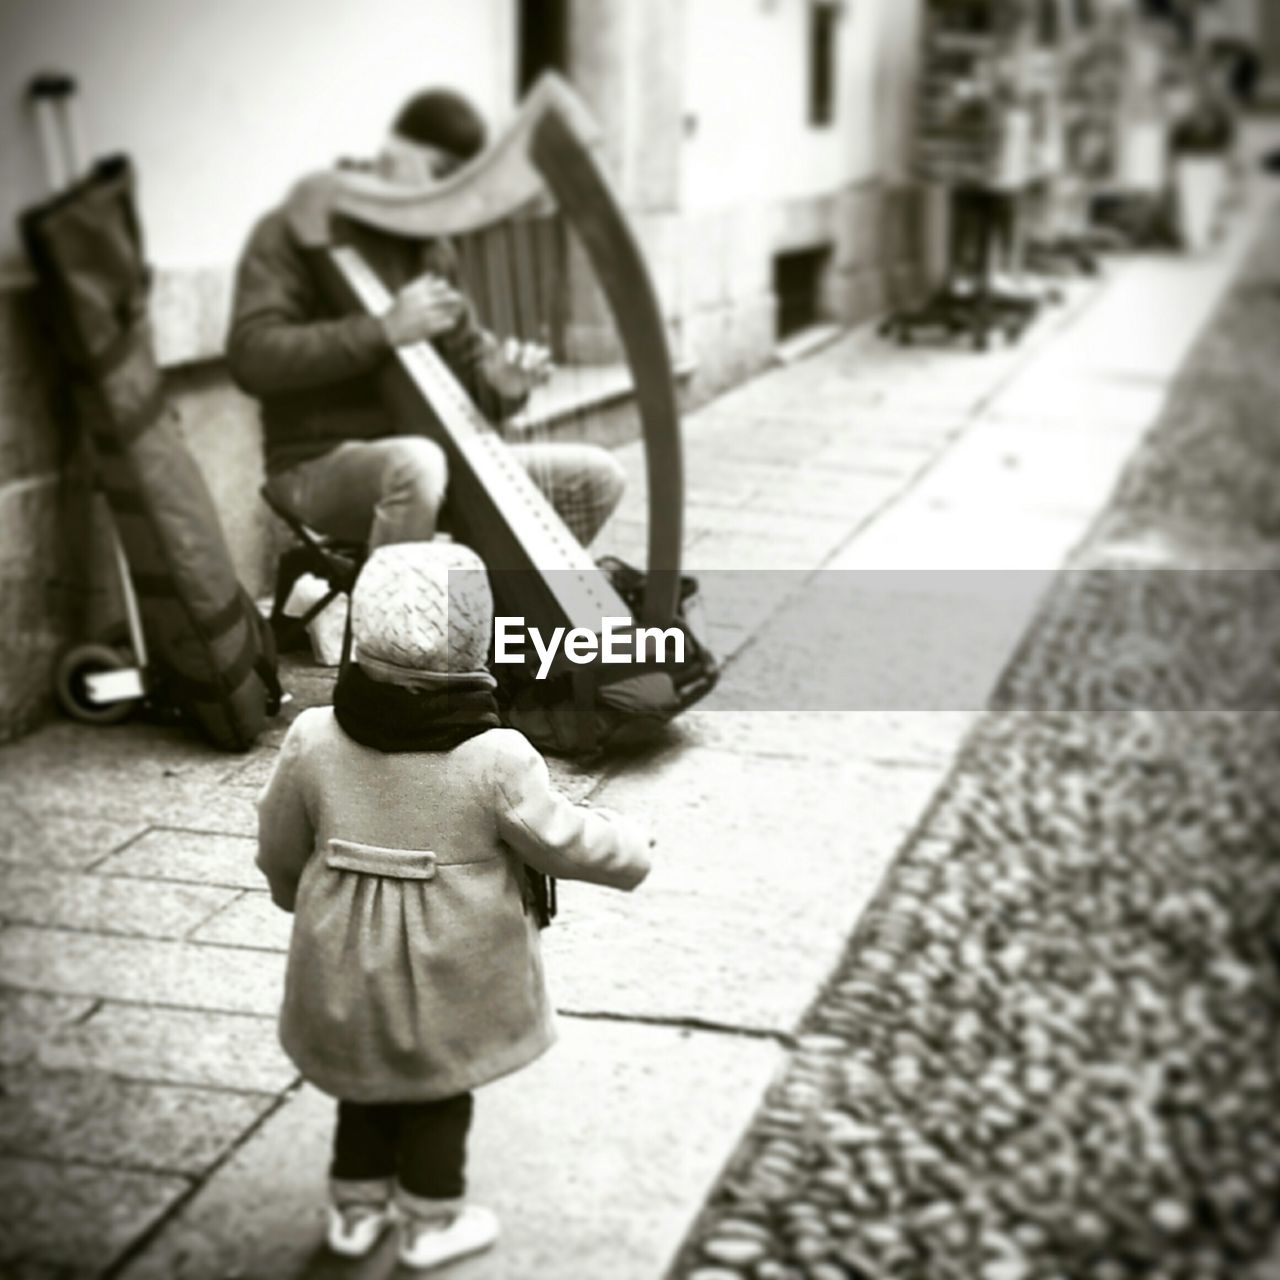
227, 87, 625, 551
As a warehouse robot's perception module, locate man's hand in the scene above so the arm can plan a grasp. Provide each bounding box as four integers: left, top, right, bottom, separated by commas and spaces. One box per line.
380, 273, 466, 347
479, 335, 554, 399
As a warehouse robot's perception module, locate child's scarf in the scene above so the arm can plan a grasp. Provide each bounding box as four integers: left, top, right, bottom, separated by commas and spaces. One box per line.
333, 663, 500, 752
332, 663, 556, 927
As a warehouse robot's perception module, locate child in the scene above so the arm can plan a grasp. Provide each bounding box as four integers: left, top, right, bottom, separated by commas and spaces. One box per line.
256, 540, 651, 1269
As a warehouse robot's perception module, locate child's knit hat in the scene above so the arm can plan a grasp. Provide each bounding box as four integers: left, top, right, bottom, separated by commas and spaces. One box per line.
350, 541, 494, 686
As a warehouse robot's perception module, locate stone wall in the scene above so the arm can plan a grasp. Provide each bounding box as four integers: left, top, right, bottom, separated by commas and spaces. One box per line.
0, 288, 86, 740
571, 0, 932, 407
667, 178, 934, 405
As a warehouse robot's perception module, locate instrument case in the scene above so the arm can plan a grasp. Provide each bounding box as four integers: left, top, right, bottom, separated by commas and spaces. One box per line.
20, 75, 280, 749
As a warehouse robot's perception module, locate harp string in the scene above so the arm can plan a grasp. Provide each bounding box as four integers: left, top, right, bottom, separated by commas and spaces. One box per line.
448, 208, 622, 548
556, 218, 599, 465
452, 219, 540, 498
511, 217, 557, 501
494, 217, 551, 500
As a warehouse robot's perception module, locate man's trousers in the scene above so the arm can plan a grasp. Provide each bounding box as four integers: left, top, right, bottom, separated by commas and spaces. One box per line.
265, 436, 626, 549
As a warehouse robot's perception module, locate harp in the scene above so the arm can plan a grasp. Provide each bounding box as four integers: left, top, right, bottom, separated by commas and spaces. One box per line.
286, 74, 683, 682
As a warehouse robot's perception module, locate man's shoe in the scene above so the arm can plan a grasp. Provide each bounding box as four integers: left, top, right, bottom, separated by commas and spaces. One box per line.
398, 1204, 499, 1271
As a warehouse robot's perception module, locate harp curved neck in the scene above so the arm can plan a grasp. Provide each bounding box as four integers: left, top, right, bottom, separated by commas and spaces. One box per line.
287, 73, 600, 245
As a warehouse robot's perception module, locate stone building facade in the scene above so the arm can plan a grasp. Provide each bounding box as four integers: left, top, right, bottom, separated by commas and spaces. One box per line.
0, 0, 930, 739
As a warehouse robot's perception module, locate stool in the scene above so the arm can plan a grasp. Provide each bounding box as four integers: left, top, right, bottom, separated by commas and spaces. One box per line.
261, 486, 366, 655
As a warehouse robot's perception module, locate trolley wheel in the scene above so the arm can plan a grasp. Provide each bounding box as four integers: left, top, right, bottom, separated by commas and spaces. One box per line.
55, 643, 140, 726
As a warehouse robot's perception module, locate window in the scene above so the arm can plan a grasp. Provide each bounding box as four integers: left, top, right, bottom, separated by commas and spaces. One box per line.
808, 0, 838, 126
773, 245, 831, 338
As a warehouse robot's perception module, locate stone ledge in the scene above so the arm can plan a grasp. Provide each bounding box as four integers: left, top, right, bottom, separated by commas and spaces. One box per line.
150, 266, 235, 369
0, 470, 84, 744
1, 264, 235, 375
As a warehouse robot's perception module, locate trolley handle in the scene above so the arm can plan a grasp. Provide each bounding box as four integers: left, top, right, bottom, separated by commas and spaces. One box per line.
27, 71, 88, 195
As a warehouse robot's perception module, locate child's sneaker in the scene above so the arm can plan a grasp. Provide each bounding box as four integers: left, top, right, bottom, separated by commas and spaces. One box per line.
326, 1202, 394, 1257
398, 1204, 499, 1271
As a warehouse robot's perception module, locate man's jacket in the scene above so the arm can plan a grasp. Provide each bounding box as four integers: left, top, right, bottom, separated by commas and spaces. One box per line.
227, 209, 525, 474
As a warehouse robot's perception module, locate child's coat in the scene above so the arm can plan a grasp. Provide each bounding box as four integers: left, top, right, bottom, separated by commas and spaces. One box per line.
257, 708, 650, 1102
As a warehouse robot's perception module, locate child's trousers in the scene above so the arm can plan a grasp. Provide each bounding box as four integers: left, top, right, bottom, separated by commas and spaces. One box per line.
331, 1093, 473, 1201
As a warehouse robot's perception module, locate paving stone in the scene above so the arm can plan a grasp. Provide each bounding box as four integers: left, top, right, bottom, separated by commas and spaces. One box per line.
0, 739, 257, 833
0, 720, 223, 792
681, 504, 851, 544
0, 1064, 271, 1174
0, 1156, 186, 1277
698, 406, 962, 459
687, 526, 849, 572
713, 570, 1052, 712
685, 473, 765, 510
749, 473, 906, 521
672, 709, 974, 768
704, 620, 754, 662
97, 828, 261, 889
827, 499, 1084, 574
0, 990, 96, 1067
808, 429, 954, 477
38, 1004, 294, 1093
685, 425, 834, 471
189, 891, 292, 951
12, 779, 258, 836
544, 747, 940, 1031
217, 750, 279, 791
0, 927, 284, 1014
902, 416, 1149, 523
709, 376, 894, 420
118, 1021, 780, 1280
0, 807, 148, 871
693, 570, 807, 639
687, 456, 829, 495
0, 864, 236, 939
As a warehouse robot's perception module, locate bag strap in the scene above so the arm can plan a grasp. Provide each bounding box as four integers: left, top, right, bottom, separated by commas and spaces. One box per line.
249, 595, 284, 715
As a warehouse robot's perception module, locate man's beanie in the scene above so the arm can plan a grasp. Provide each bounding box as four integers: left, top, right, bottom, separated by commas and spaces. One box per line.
351, 541, 494, 680
391, 88, 488, 161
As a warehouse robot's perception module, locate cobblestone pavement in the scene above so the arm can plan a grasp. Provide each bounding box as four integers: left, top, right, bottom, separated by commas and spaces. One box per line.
667, 221, 1280, 1277
0, 187, 1273, 1279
